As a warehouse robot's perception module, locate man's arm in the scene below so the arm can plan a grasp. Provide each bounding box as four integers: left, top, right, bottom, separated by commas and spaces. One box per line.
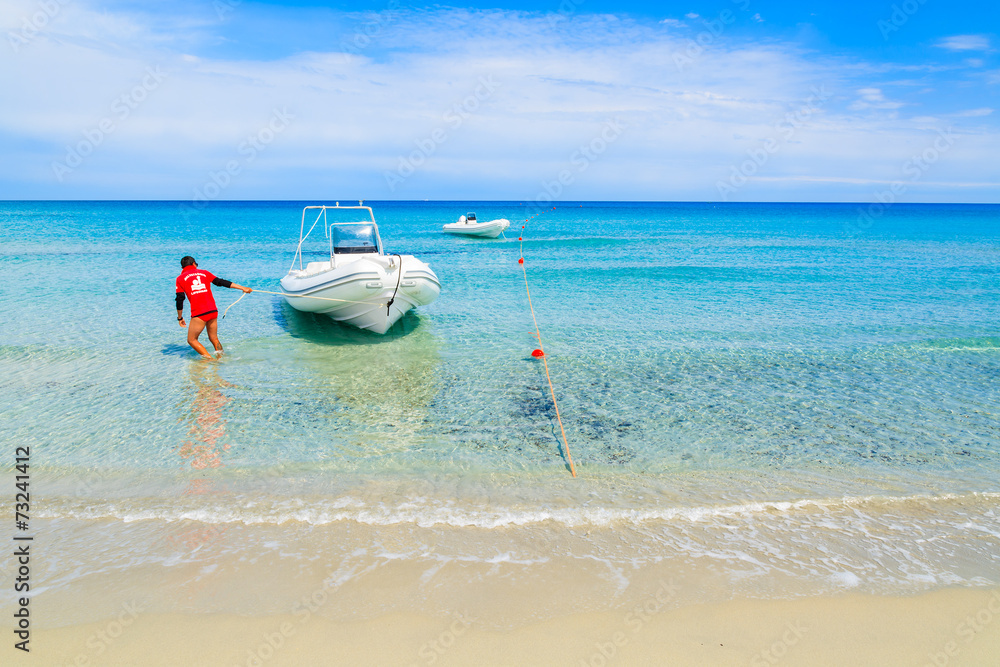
212, 277, 252, 293
176, 292, 186, 326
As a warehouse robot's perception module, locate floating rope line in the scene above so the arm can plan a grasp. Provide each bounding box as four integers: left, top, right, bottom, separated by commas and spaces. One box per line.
222, 288, 386, 319
519, 208, 578, 478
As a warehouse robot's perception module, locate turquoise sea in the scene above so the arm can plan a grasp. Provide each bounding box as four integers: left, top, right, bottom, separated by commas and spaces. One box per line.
2, 200, 999, 627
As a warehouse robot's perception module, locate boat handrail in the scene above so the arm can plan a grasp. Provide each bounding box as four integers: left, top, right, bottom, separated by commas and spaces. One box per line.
290, 203, 381, 272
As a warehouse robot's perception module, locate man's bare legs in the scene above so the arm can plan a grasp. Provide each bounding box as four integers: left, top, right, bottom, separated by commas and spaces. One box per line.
187, 317, 215, 359
206, 317, 223, 356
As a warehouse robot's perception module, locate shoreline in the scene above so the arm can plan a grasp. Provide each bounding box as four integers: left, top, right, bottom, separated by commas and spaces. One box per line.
20, 487, 999, 632
9, 587, 1000, 666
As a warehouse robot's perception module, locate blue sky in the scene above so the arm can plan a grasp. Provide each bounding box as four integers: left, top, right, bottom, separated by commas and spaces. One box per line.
1, 0, 997, 201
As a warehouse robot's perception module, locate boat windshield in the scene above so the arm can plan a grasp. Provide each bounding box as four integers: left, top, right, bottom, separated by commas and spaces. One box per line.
467, 212, 477, 222
332, 224, 379, 254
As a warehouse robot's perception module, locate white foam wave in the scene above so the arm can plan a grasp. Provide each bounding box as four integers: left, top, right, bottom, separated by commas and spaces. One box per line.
33, 491, 1000, 530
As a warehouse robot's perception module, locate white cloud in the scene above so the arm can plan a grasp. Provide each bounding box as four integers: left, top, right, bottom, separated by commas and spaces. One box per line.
849, 88, 904, 111
953, 108, 994, 117
0, 2, 997, 201
935, 34, 991, 51
753, 175, 1000, 188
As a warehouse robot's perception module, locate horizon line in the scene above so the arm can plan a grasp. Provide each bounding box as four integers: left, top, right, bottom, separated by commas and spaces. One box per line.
2, 199, 999, 205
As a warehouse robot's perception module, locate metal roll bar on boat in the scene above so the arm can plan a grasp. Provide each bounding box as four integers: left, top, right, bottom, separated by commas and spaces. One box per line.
290, 201, 382, 272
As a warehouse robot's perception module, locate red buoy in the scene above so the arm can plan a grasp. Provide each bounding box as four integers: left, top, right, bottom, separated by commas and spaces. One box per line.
518, 237, 522, 241
531, 349, 544, 358
518, 258, 524, 264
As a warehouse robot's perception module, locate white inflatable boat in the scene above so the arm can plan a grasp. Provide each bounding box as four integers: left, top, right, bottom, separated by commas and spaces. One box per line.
442, 212, 510, 238
280, 204, 440, 334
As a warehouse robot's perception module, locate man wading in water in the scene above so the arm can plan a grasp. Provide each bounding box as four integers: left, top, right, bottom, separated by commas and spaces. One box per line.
175, 256, 252, 359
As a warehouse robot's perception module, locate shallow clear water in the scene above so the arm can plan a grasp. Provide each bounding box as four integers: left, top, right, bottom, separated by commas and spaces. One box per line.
2, 200, 999, 623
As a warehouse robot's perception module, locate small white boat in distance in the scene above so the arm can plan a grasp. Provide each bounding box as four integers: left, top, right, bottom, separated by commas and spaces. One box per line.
280, 204, 440, 334
442, 212, 510, 238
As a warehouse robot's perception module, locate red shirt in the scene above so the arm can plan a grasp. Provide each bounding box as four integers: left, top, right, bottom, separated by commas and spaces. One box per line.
176, 265, 219, 318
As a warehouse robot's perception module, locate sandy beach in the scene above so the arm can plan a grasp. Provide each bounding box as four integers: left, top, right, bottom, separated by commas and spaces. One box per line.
9, 587, 998, 666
